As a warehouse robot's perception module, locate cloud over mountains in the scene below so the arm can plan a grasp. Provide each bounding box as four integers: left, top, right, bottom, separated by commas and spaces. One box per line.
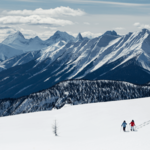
3, 7, 85, 17
0, 15, 73, 26
133, 22, 150, 29
0, 7, 85, 26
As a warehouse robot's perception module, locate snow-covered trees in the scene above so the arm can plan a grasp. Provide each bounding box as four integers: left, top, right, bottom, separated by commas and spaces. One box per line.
0, 80, 150, 117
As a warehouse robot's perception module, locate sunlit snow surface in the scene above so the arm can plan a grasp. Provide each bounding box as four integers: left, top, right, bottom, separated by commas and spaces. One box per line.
0, 97, 150, 150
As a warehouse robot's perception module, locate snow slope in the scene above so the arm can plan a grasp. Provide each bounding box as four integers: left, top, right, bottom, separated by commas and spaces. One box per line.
0, 43, 23, 61
0, 40, 66, 72
2, 31, 46, 52
0, 97, 150, 150
45, 30, 75, 45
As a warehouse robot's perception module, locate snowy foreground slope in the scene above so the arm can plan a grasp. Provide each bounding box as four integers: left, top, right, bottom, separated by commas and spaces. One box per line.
0, 97, 150, 150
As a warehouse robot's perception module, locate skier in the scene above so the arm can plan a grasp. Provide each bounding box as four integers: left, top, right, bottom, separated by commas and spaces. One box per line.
130, 120, 135, 131
121, 120, 127, 132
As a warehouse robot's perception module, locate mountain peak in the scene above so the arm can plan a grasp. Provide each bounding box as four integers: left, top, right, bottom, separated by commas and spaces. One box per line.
141, 28, 150, 34
54, 30, 63, 34
29, 36, 42, 43
2, 31, 26, 45
8, 31, 25, 39
15, 31, 24, 37
104, 30, 118, 36
53, 30, 61, 36
53, 30, 70, 37
46, 30, 75, 45
75, 33, 83, 42
33, 36, 42, 41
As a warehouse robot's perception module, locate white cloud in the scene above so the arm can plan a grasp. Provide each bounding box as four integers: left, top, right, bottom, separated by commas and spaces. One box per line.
133, 22, 140, 26
133, 22, 150, 29
37, 31, 56, 40
0, 15, 73, 26
139, 24, 150, 29
0, 26, 12, 29
81, 31, 102, 38
3, 7, 85, 17
0, 7, 85, 28
19, 28, 37, 38
113, 27, 125, 30
40, 26, 57, 30
0, 28, 16, 42
0, 7, 86, 42
144, 25, 150, 29
63, 0, 150, 7
67, 31, 102, 39
84, 22, 90, 25
0, 27, 16, 34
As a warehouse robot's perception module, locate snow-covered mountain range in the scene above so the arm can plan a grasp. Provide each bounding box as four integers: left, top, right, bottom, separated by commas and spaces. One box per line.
0, 79, 150, 117
0, 29, 150, 98
0, 40, 66, 72
0, 30, 75, 61
2, 30, 75, 52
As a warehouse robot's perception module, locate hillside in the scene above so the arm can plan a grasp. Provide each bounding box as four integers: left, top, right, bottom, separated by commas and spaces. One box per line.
0, 80, 150, 117
0, 97, 150, 150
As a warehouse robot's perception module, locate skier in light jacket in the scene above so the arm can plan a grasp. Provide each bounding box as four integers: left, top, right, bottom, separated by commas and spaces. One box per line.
130, 120, 135, 131
121, 121, 127, 132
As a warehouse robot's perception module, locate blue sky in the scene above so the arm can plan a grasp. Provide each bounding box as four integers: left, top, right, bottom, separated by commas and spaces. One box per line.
0, 0, 150, 41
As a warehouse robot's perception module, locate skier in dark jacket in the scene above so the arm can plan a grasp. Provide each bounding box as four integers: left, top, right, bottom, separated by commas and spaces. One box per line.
121, 121, 127, 132
130, 120, 135, 131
